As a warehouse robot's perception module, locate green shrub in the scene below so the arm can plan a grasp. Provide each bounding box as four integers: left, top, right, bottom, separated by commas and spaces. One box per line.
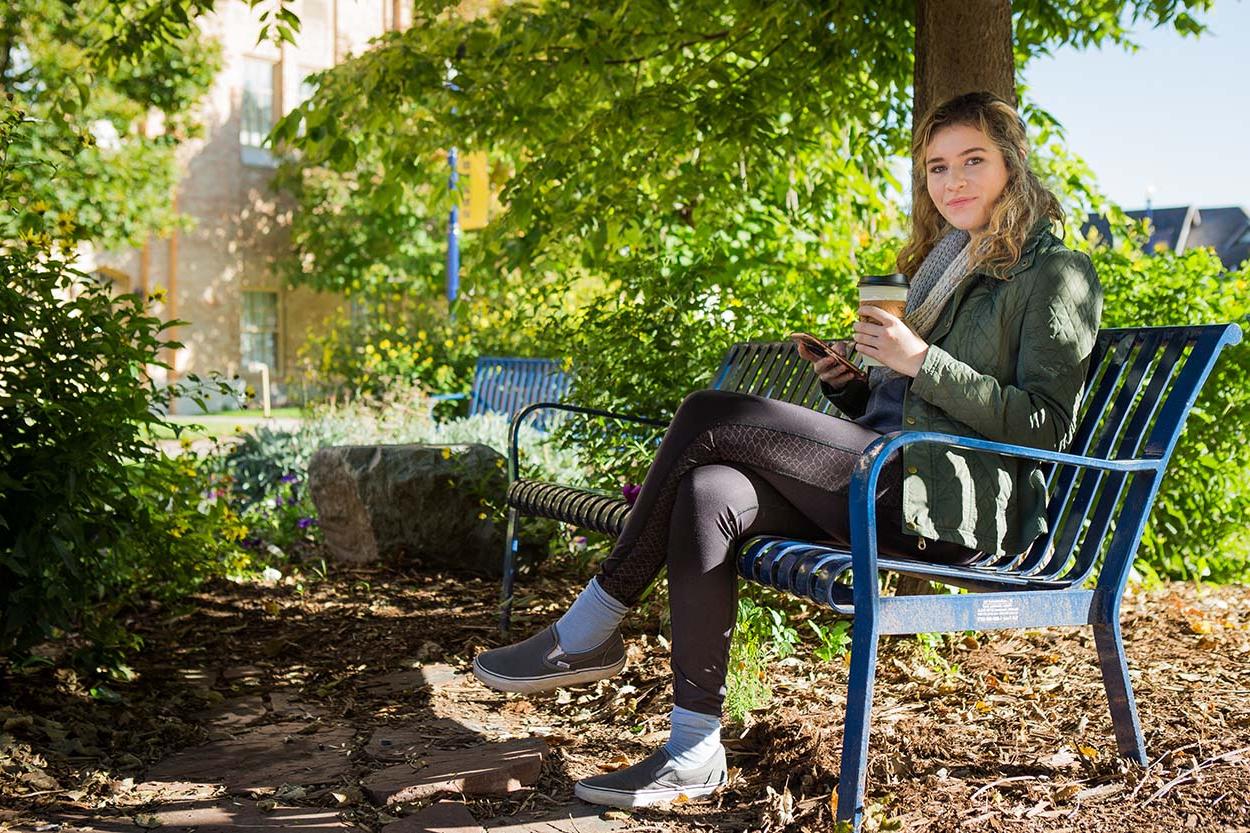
725, 595, 801, 722
1086, 238, 1250, 582
0, 258, 242, 669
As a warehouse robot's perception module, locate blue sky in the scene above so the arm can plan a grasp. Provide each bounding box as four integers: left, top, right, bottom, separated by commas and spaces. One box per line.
1023, 1, 1249, 211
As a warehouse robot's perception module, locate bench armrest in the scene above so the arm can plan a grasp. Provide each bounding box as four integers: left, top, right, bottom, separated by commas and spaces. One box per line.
507, 401, 669, 483
844, 430, 1167, 613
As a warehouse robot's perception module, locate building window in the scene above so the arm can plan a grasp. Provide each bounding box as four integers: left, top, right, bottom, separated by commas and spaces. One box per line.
241, 291, 279, 371
240, 57, 277, 149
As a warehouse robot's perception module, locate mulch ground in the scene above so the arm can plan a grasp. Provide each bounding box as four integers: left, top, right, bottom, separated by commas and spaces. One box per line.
2, 553, 1249, 832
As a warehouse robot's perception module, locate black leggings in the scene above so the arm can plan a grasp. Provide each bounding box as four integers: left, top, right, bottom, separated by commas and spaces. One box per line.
594, 389, 978, 716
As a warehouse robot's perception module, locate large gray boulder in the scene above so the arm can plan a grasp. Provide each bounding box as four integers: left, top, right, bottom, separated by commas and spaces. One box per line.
308, 443, 527, 576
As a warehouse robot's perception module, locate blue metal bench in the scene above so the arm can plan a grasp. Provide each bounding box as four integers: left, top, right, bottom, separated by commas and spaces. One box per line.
502, 323, 1241, 831
429, 356, 572, 430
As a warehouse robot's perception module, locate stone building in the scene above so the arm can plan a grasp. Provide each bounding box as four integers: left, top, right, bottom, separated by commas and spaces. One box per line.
96, 0, 411, 411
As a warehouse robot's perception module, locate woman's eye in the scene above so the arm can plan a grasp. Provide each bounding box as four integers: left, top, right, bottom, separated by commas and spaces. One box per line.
966, 156, 983, 166
929, 165, 946, 175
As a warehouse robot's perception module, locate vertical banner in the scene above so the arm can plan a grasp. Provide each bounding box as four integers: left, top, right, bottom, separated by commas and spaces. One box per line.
457, 151, 490, 231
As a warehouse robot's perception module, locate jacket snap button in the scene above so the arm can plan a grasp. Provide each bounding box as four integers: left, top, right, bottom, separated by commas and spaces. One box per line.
907, 466, 918, 475
906, 417, 916, 425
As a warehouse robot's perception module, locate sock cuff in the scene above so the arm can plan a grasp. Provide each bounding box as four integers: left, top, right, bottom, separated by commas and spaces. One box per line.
671, 705, 722, 733
589, 577, 629, 615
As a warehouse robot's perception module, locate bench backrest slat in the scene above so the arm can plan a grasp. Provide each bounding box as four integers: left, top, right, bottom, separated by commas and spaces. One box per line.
1019, 331, 1165, 578
713, 341, 838, 412
1045, 330, 1180, 577
1052, 332, 1191, 582
468, 357, 573, 429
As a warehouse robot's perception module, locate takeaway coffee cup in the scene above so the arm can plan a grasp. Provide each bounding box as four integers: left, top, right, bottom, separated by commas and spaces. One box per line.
857, 273, 910, 367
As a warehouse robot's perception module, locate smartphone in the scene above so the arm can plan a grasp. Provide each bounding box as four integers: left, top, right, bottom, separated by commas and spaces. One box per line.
789, 332, 866, 379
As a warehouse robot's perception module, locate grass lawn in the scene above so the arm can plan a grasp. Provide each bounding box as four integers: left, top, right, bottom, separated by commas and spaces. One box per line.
147, 407, 304, 440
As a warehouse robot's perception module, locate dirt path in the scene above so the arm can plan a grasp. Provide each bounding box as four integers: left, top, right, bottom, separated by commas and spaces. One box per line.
2, 558, 1248, 832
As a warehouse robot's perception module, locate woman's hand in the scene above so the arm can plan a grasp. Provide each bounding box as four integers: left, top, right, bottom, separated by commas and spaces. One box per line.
796, 339, 862, 390
853, 305, 930, 378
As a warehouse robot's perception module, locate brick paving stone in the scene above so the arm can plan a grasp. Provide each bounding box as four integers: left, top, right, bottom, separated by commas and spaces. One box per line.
382, 801, 485, 833
268, 692, 327, 718
205, 695, 268, 730
359, 665, 463, 697
362, 739, 547, 805
365, 719, 483, 762
27, 798, 364, 832
480, 804, 636, 833
142, 723, 355, 792
221, 665, 266, 682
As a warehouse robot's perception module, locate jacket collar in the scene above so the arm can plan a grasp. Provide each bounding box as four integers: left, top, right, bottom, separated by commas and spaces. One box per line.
921, 218, 1057, 345
971, 216, 1057, 279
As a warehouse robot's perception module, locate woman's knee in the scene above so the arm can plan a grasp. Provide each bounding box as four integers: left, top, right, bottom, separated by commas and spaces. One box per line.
674, 388, 755, 421
673, 465, 760, 544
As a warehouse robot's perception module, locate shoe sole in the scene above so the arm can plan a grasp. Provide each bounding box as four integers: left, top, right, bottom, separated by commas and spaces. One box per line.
471, 654, 626, 694
573, 778, 726, 808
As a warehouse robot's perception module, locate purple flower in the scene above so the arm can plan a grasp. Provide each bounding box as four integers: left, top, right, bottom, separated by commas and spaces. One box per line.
622, 483, 642, 506
297, 517, 317, 529
280, 473, 300, 484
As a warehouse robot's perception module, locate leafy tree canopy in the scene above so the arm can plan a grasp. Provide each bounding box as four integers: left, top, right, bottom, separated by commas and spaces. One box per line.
276, 0, 1212, 292
0, 0, 300, 254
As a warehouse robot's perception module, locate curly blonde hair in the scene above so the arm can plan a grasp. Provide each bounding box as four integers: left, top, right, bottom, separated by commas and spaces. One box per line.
896, 92, 1063, 279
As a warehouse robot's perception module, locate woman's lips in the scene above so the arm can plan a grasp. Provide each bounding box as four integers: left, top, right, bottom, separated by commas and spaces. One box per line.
947, 196, 976, 208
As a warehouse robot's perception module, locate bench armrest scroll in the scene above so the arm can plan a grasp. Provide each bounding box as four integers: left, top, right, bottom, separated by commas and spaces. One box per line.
507, 401, 669, 482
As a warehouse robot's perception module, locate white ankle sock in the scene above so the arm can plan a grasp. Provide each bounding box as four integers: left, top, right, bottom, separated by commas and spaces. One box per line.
663, 706, 722, 769
553, 578, 628, 654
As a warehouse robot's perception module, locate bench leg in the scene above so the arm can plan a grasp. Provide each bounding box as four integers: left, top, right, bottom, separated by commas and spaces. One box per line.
499, 507, 520, 634
836, 618, 881, 832
1093, 620, 1147, 764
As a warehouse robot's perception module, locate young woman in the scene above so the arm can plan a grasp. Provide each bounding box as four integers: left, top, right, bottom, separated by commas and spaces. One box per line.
472, 91, 1103, 808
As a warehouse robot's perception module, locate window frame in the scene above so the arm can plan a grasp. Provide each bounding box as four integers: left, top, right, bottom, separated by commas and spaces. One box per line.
240, 289, 281, 373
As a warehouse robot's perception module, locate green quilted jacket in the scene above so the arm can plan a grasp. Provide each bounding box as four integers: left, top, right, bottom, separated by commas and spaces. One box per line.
827, 221, 1104, 556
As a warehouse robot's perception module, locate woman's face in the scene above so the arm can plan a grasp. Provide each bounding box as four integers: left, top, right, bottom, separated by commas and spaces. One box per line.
924, 123, 1010, 233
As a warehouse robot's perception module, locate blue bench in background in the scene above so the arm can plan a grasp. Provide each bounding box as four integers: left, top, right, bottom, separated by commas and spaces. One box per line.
430, 356, 572, 430
502, 323, 1241, 832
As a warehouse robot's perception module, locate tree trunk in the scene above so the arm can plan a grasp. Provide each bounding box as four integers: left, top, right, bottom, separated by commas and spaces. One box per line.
913, 0, 1015, 122
897, 0, 1013, 599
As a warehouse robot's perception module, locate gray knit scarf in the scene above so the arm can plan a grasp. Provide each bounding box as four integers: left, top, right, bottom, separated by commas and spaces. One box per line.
868, 228, 972, 385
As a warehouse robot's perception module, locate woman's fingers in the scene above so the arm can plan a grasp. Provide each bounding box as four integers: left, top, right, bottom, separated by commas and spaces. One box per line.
795, 342, 822, 363
814, 356, 854, 386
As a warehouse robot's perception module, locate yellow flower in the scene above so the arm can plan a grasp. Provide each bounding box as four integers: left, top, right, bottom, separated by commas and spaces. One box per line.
441, 447, 452, 459
478, 512, 488, 520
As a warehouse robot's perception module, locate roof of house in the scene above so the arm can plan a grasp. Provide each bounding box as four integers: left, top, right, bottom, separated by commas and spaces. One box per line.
1186, 206, 1250, 254
1082, 204, 1250, 270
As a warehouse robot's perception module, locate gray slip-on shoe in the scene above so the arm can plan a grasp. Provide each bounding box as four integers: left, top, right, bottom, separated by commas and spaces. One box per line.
472, 625, 626, 694
573, 746, 728, 808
